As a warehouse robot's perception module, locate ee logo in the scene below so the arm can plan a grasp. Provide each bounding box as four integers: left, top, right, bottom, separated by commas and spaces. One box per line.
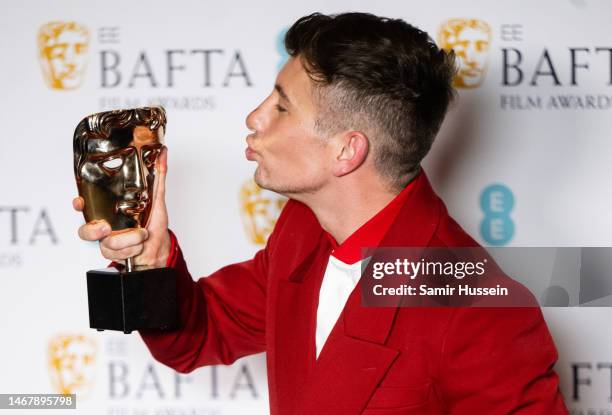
479, 184, 514, 245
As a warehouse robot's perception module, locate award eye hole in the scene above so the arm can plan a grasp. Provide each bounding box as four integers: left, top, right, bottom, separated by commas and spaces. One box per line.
143, 149, 160, 167
101, 157, 123, 171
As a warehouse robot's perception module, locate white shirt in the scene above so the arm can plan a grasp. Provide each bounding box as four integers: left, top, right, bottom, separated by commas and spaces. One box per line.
315, 255, 366, 358
312, 175, 415, 359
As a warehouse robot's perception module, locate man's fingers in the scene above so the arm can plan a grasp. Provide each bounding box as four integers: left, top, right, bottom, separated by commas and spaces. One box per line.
100, 243, 144, 261
73, 197, 84, 212
97, 228, 148, 261
102, 228, 149, 251
78, 220, 111, 241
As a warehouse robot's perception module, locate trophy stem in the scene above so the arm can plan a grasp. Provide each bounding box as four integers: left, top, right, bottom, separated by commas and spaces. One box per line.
126, 257, 134, 272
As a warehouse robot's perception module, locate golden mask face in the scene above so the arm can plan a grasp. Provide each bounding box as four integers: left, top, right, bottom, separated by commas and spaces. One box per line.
73, 107, 166, 230
38, 22, 89, 90
438, 19, 492, 89
239, 179, 287, 245
48, 334, 96, 396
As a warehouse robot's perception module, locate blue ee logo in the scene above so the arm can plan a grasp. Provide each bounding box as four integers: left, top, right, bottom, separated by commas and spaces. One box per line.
276, 27, 289, 70
479, 184, 515, 246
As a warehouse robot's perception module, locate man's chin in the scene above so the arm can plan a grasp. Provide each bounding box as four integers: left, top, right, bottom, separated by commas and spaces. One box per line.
253, 170, 274, 192
253, 168, 322, 198
253, 171, 286, 196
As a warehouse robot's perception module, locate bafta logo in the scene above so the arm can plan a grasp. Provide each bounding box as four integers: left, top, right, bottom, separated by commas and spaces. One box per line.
239, 179, 287, 245
48, 334, 96, 396
38, 21, 90, 90
438, 19, 492, 89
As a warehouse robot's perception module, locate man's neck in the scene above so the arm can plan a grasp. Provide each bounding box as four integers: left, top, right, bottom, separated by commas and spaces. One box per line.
299, 176, 400, 245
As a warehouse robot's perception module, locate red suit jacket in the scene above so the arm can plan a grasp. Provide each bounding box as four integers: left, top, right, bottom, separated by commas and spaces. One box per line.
141, 172, 568, 414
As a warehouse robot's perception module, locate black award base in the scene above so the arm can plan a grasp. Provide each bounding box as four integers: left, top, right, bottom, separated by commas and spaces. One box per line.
86, 266, 178, 334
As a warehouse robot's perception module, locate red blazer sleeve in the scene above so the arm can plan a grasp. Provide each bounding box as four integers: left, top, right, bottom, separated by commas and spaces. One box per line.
437, 306, 568, 414
139, 227, 275, 373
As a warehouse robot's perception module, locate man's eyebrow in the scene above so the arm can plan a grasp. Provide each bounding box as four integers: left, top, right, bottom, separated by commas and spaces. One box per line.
274, 84, 292, 105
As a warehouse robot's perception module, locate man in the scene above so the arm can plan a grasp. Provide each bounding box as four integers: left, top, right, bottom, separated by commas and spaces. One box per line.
75, 12, 568, 414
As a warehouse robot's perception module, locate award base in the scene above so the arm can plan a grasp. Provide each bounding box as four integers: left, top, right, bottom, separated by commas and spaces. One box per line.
86, 266, 178, 334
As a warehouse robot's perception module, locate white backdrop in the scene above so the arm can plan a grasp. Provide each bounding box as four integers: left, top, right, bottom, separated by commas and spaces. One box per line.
1, 0, 611, 414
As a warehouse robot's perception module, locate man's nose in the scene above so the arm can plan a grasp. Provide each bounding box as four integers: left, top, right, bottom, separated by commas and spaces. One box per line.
123, 151, 147, 194
245, 103, 266, 134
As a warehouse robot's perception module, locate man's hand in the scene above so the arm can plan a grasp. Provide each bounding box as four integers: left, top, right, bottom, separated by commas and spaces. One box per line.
74, 147, 171, 268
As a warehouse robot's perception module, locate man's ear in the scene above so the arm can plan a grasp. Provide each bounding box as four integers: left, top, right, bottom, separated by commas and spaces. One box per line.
331, 131, 369, 177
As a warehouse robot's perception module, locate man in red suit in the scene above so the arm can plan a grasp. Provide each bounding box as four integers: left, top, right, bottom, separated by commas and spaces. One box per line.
76, 12, 569, 414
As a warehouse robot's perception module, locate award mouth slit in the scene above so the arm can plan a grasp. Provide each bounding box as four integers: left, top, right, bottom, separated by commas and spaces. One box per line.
117, 199, 148, 216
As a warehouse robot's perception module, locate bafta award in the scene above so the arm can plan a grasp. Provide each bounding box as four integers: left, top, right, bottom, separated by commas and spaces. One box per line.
74, 106, 178, 334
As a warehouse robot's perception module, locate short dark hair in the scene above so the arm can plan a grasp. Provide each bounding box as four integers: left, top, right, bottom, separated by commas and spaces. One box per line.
285, 12, 457, 189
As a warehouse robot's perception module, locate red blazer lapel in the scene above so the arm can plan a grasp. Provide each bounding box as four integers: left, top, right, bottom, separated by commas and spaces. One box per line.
345, 172, 443, 341
291, 172, 444, 414
272, 241, 329, 409
267, 200, 329, 413
378, 171, 442, 249
294, 315, 400, 415
269, 200, 324, 281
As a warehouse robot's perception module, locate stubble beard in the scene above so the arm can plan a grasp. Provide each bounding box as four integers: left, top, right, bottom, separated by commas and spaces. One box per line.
253, 166, 323, 198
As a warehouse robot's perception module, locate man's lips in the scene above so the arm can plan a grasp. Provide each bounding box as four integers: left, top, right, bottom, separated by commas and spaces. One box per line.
245, 146, 257, 161
245, 134, 258, 161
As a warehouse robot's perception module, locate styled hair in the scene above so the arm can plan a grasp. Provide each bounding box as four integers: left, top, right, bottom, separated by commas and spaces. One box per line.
285, 12, 457, 189
73, 107, 166, 178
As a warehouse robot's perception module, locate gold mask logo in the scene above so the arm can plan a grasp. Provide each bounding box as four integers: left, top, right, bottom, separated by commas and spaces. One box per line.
438, 19, 492, 89
38, 21, 90, 90
48, 334, 97, 396
240, 179, 287, 245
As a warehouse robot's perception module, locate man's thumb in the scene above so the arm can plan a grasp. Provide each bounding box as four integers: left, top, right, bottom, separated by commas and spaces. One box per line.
154, 146, 168, 202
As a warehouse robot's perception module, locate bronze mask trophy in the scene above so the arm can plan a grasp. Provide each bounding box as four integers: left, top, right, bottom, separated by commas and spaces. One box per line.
73, 106, 177, 334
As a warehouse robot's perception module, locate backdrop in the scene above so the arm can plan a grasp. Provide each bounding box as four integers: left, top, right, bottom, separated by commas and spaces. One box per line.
1, 0, 611, 414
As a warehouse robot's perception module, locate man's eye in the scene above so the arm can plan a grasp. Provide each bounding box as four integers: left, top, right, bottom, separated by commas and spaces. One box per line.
275, 104, 287, 113
101, 157, 123, 170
